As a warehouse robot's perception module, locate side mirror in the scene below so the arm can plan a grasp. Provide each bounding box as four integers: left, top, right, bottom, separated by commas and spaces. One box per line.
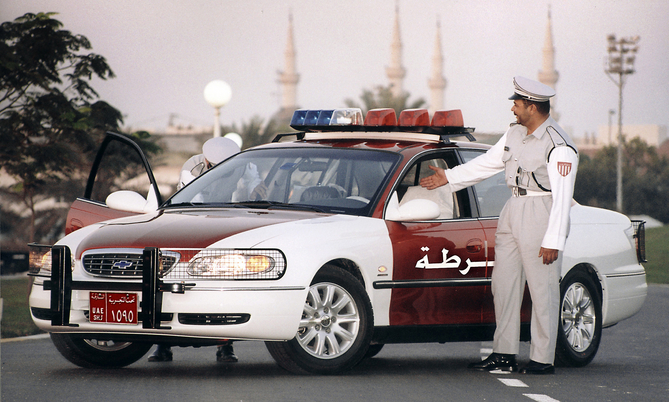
385, 192, 440, 221
106, 190, 157, 213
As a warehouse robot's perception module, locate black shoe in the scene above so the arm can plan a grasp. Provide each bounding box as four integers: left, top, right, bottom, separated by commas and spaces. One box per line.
216, 344, 238, 363
520, 360, 555, 374
148, 345, 173, 362
468, 353, 518, 372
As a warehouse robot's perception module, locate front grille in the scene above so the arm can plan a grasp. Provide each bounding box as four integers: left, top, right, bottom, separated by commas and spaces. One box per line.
83, 251, 178, 278
178, 313, 250, 325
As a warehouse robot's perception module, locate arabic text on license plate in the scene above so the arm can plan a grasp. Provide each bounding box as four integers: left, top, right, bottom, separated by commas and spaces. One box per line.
89, 292, 138, 324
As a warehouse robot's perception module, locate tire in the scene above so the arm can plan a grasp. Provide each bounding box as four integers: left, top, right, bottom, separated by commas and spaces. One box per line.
50, 333, 152, 368
266, 265, 373, 374
555, 269, 602, 367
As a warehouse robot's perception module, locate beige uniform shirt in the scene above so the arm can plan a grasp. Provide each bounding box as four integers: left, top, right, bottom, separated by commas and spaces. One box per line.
444, 116, 578, 250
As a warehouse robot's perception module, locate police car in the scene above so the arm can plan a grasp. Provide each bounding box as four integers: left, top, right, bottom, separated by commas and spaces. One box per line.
28, 108, 647, 374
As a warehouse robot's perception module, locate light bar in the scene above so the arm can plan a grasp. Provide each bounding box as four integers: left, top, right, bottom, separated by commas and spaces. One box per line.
304, 110, 321, 126
291, 108, 363, 129
399, 109, 430, 126
364, 108, 397, 126
316, 109, 335, 125
331, 108, 363, 125
286, 107, 475, 142
432, 110, 464, 127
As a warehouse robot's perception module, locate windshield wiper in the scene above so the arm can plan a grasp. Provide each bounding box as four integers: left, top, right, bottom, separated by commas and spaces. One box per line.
236, 200, 326, 213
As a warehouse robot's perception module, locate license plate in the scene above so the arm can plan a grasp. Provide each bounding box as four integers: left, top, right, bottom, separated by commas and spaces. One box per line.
89, 292, 138, 324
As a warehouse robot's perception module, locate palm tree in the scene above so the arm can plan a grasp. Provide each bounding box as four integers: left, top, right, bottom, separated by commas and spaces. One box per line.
344, 85, 426, 117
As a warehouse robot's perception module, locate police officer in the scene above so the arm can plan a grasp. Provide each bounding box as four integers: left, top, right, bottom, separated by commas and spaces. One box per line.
420, 76, 578, 374
177, 136, 241, 190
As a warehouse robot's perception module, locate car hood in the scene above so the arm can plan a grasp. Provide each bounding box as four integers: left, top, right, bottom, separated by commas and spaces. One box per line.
75, 208, 323, 256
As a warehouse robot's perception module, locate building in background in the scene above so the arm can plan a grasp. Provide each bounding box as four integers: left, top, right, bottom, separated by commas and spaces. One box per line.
538, 7, 560, 122
428, 20, 447, 115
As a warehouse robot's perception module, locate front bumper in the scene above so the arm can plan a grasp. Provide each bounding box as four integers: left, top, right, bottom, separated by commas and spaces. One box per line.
29, 246, 305, 341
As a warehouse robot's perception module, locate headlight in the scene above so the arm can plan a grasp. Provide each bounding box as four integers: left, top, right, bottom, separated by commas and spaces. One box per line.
29, 244, 52, 276
29, 244, 76, 276
185, 249, 285, 279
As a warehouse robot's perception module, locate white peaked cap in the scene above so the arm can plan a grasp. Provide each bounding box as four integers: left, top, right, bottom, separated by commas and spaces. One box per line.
202, 137, 240, 164
509, 76, 555, 102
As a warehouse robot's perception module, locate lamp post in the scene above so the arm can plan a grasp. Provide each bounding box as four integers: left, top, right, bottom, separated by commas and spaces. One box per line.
204, 80, 232, 137
605, 34, 639, 213
608, 109, 615, 145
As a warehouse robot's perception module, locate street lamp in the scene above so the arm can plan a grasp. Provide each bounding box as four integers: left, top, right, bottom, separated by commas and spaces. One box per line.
204, 80, 232, 137
605, 34, 639, 213
608, 109, 615, 145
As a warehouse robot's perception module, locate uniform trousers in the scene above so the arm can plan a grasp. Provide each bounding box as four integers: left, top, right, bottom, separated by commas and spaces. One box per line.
491, 194, 562, 364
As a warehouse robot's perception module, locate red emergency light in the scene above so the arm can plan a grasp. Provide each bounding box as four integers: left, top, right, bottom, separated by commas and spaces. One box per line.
364, 108, 397, 126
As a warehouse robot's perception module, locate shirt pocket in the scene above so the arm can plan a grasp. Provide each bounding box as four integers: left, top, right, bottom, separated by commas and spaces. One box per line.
502, 150, 513, 162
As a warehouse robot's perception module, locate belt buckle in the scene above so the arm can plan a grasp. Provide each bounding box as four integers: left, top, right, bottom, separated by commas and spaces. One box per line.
512, 187, 526, 197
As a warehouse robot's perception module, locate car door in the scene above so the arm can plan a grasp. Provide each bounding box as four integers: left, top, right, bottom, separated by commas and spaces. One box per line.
65, 132, 162, 234
385, 150, 490, 326
456, 148, 531, 326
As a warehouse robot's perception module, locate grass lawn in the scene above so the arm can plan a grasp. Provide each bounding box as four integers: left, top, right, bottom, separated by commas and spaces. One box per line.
1, 276, 43, 339
1, 227, 666, 340
644, 225, 669, 284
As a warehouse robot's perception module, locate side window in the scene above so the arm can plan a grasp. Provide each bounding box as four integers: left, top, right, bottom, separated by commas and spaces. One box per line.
86, 133, 161, 207
396, 152, 461, 220
459, 149, 511, 217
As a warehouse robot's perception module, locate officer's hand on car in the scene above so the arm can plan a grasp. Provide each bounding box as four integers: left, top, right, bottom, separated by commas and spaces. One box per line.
420, 165, 449, 190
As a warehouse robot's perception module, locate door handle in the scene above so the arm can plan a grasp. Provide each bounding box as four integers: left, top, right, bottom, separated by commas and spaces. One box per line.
466, 238, 483, 253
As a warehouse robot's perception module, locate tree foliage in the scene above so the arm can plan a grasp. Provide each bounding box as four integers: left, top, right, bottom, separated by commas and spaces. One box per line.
0, 13, 156, 244
223, 115, 277, 150
574, 138, 669, 223
344, 85, 426, 117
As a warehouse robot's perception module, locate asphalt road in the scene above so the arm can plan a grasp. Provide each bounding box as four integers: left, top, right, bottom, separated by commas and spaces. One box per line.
2, 285, 668, 402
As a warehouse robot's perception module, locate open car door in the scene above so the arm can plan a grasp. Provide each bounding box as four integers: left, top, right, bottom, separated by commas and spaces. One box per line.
64, 132, 163, 235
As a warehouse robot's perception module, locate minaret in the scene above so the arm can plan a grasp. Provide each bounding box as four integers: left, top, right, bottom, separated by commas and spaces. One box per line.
537, 6, 560, 121
428, 20, 447, 114
385, 5, 406, 98
278, 12, 300, 112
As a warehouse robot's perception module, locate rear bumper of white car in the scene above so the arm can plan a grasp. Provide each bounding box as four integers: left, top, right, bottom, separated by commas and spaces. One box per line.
601, 269, 647, 327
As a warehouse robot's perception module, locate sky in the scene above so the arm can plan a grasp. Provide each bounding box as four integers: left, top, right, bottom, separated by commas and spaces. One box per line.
3, 0, 669, 138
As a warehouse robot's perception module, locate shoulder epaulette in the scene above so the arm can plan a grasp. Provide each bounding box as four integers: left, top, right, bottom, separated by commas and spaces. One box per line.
546, 126, 577, 154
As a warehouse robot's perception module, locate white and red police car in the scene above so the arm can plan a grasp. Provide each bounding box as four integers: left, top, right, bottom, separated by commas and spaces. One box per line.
28, 108, 647, 374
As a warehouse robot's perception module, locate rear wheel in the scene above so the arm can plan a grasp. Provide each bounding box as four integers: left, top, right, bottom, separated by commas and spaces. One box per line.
555, 269, 602, 367
50, 333, 152, 368
266, 265, 373, 374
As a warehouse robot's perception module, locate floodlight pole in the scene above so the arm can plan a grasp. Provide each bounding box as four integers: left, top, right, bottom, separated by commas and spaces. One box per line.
605, 34, 639, 213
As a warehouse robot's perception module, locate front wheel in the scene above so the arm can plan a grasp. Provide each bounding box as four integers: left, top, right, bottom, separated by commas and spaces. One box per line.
555, 269, 602, 367
266, 265, 373, 374
50, 333, 152, 368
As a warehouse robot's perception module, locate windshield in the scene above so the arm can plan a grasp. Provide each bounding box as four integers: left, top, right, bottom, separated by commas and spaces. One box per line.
165, 147, 400, 216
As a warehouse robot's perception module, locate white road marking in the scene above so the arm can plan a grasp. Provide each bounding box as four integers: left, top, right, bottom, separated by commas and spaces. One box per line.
497, 378, 528, 387
523, 394, 560, 402
489, 369, 513, 375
